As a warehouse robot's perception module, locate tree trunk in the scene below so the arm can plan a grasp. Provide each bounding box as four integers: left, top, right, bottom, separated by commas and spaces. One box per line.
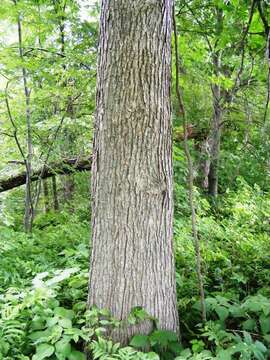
88, 0, 179, 344
207, 8, 223, 198
55, 0, 76, 207
208, 80, 222, 198
43, 179, 49, 213
62, 131, 75, 205
199, 137, 211, 191
52, 175, 59, 211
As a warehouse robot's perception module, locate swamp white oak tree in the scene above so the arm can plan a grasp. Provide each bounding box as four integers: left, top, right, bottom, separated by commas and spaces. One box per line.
88, 0, 179, 344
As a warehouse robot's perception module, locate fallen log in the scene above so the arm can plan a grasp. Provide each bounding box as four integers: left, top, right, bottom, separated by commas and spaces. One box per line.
0, 125, 205, 194
0, 157, 92, 193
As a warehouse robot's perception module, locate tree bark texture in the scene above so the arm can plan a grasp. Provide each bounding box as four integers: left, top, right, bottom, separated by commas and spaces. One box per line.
88, 0, 179, 344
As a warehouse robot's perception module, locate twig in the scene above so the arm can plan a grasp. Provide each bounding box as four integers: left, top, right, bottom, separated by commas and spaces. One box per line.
7, 160, 25, 165
181, 0, 213, 53
10, 46, 66, 58
232, 0, 257, 94
0, 131, 14, 138
5, 81, 27, 164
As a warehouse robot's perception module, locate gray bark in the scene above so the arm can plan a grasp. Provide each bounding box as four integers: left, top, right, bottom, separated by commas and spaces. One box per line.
88, 0, 179, 344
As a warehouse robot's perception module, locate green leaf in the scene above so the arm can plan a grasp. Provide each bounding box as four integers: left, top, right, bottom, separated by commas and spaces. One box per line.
263, 334, 270, 343
55, 339, 72, 357
32, 343, 55, 360
215, 306, 229, 322
31, 319, 46, 330
253, 349, 266, 360
58, 318, 73, 329
133, 307, 151, 321
243, 331, 252, 345
146, 353, 160, 360
242, 319, 256, 331
29, 329, 51, 342
127, 314, 137, 325
168, 342, 183, 355
254, 340, 267, 353
50, 325, 63, 343
0, 340, 10, 356
259, 315, 270, 335
216, 349, 232, 360
149, 330, 178, 347
230, 305, 245, 317
130, 334, 150, 349
67, 350, 86, 360
55, 307, 75, 320
178, 348, 192, 359
47, 317, 59, 327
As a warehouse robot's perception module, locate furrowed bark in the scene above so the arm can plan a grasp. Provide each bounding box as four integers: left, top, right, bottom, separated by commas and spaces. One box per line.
88, 0, 179, 345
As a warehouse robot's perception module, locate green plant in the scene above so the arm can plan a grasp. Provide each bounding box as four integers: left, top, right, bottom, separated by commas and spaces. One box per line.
0, 268, 89, 359
90, 338, 160, 360
131, 330, 182, 359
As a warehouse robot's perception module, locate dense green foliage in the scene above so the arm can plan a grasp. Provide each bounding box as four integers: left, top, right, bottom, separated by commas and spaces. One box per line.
1, 0, 270, 359
1, 172, 270, 359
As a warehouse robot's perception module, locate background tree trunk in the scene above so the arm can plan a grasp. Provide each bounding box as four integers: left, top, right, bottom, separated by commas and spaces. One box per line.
88, 0, 179, 344
61, 130, 75, 205
52, 175, 59, 211
208, 78, 222, 198
43, 179, 50, 213
54, 0, 76, 207
207, 8, 223, 198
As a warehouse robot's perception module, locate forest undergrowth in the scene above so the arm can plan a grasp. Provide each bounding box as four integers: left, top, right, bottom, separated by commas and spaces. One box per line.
1, 171, 270, 360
